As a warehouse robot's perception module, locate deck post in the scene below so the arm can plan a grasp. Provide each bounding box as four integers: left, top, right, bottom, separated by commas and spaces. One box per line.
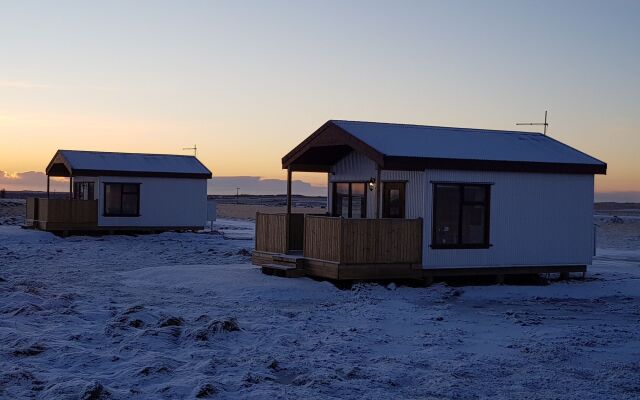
376, 165, 382, 218
286, 167, 292, 252
46, 175, 50, 199
69, 176, 73, 200
286, 167, 292, 215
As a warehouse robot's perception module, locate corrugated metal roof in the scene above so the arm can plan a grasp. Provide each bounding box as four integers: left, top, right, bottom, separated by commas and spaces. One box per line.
331, 120, 605, 166
51, 150, 212, 178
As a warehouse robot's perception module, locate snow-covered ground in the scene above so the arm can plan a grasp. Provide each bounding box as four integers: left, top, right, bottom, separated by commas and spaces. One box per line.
1, 216, 639, 399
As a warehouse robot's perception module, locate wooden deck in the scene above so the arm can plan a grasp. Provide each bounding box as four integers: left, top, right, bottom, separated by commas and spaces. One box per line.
254, 212, 304, 254
252, 214, 587, 281
253, 214, 424, 280
25, 198, 98, 231
24, 198, 202, 235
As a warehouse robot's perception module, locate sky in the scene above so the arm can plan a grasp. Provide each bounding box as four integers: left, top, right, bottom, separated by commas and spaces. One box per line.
0, 0, 638, 199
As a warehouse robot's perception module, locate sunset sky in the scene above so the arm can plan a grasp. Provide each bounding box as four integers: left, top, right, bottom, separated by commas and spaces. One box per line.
1, 1, 638, 198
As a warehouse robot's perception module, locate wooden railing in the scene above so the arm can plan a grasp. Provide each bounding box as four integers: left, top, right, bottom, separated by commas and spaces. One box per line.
255, 213, 305, 254
26, 198, 98, 230
304, 216, 423, 265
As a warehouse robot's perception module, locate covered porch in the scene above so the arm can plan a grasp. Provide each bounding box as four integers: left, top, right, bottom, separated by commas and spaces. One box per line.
252, 122, 425, 280
24, 151, 98, 233
252, 213, 424, 280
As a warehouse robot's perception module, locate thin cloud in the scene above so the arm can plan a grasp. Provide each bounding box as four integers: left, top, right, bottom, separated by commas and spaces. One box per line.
0, 171, 68, 191
0, 80, 51, 89
0, 80, 119, 92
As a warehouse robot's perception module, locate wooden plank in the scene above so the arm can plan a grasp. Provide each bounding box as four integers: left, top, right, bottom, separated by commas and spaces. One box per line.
304, 258, 340, 280
303, 215, 342, 262
25, 198, 36, 226
255, 213, 288, 254
31, 199, 98, 230
339, 218, 422, 264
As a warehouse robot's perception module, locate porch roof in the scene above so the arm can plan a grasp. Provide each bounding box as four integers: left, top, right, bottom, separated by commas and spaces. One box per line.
282, 120, 607, 175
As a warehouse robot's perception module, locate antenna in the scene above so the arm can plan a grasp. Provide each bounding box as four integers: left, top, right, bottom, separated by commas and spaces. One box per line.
516, 110, 549, 135
183, 144, 197, 156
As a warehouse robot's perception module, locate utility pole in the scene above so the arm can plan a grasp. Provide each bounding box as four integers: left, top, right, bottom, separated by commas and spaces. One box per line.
236, 187, 240, 204
183, 144, 198, 156
516, 110, 549, 135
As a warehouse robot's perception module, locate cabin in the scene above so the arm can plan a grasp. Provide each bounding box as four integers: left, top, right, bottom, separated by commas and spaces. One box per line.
25, 150, 212, 235
252, 120, 607, 281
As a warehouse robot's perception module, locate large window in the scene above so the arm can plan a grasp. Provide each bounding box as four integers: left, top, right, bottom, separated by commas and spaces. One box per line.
333, 182, 366, 218
432, 183, 490, 248
104, 183, 140, 217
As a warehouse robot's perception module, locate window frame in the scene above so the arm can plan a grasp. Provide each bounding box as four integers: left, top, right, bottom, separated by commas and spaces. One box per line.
332, 181, 367, 218
431, 182, 491, 249
103, 182, 141, 217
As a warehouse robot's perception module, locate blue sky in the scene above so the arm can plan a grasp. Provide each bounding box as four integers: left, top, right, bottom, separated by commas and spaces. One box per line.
0, 0, 638, 197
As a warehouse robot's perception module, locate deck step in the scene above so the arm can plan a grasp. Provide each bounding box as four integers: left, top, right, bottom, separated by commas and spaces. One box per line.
261, 264, 305, 278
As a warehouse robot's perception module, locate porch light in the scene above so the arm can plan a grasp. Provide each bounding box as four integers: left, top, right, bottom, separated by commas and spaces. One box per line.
368, 177, 376, 191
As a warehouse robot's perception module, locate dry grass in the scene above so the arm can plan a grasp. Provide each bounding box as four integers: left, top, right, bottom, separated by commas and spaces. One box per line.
216, 204, 326, 220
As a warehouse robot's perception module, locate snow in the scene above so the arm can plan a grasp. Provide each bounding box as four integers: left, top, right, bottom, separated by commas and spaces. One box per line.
56, 150, 211, 176
1, 218, 639, 399
332, 120, 605, 166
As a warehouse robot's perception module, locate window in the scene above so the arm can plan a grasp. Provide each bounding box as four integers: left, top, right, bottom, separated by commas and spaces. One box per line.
104, 183, 140, 216
382, 182, 406, 218
333, 182, 366, 218
432, 183, 490, 248
73, 182, 95, 200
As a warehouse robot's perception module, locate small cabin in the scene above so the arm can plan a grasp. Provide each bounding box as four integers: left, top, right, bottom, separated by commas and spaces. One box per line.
25, 150, 212, 235
253, 120, 607, 280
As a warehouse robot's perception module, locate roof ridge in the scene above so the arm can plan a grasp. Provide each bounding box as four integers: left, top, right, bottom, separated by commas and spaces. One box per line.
330, 119, 543, 136
58, 149, 198, 158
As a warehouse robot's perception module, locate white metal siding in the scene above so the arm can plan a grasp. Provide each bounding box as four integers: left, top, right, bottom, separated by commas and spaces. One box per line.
329, 152, 425, 219
381, 170, 425, 219
96, 176, 208, 228
423, 170, 595, 268
329, 152, 377, 217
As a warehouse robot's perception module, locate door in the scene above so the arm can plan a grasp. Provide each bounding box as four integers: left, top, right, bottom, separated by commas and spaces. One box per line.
382, 182, 406, 218
333, 182, 367, 218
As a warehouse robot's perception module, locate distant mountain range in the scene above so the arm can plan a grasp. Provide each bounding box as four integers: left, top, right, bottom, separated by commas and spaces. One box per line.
2, 170, 636, 200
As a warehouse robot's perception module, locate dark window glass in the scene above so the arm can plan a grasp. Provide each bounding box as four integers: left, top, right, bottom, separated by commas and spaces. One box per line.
87, 183, 94, 200
73, 182, 81, 200
434, 185, 460, 244
104, 183, 139, 216
382, 182, 406, 218
351, 183, 365, 219
105, 184, 122, 215
73, 182, 95, 200
333, 182, 367, 218
122, 194, 138, 215
461, 205, 486, 244
335, 183, 350, 217
433, 184, 490, 247
464, 186, 485, 202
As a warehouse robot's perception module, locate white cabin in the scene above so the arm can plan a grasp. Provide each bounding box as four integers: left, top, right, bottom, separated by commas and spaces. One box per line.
26, 150, 212, 234
254, 120, 606, 280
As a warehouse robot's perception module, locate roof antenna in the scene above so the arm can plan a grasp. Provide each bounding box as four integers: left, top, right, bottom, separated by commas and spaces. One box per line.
516, 110, 549, 135
183, 144, 197, 156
